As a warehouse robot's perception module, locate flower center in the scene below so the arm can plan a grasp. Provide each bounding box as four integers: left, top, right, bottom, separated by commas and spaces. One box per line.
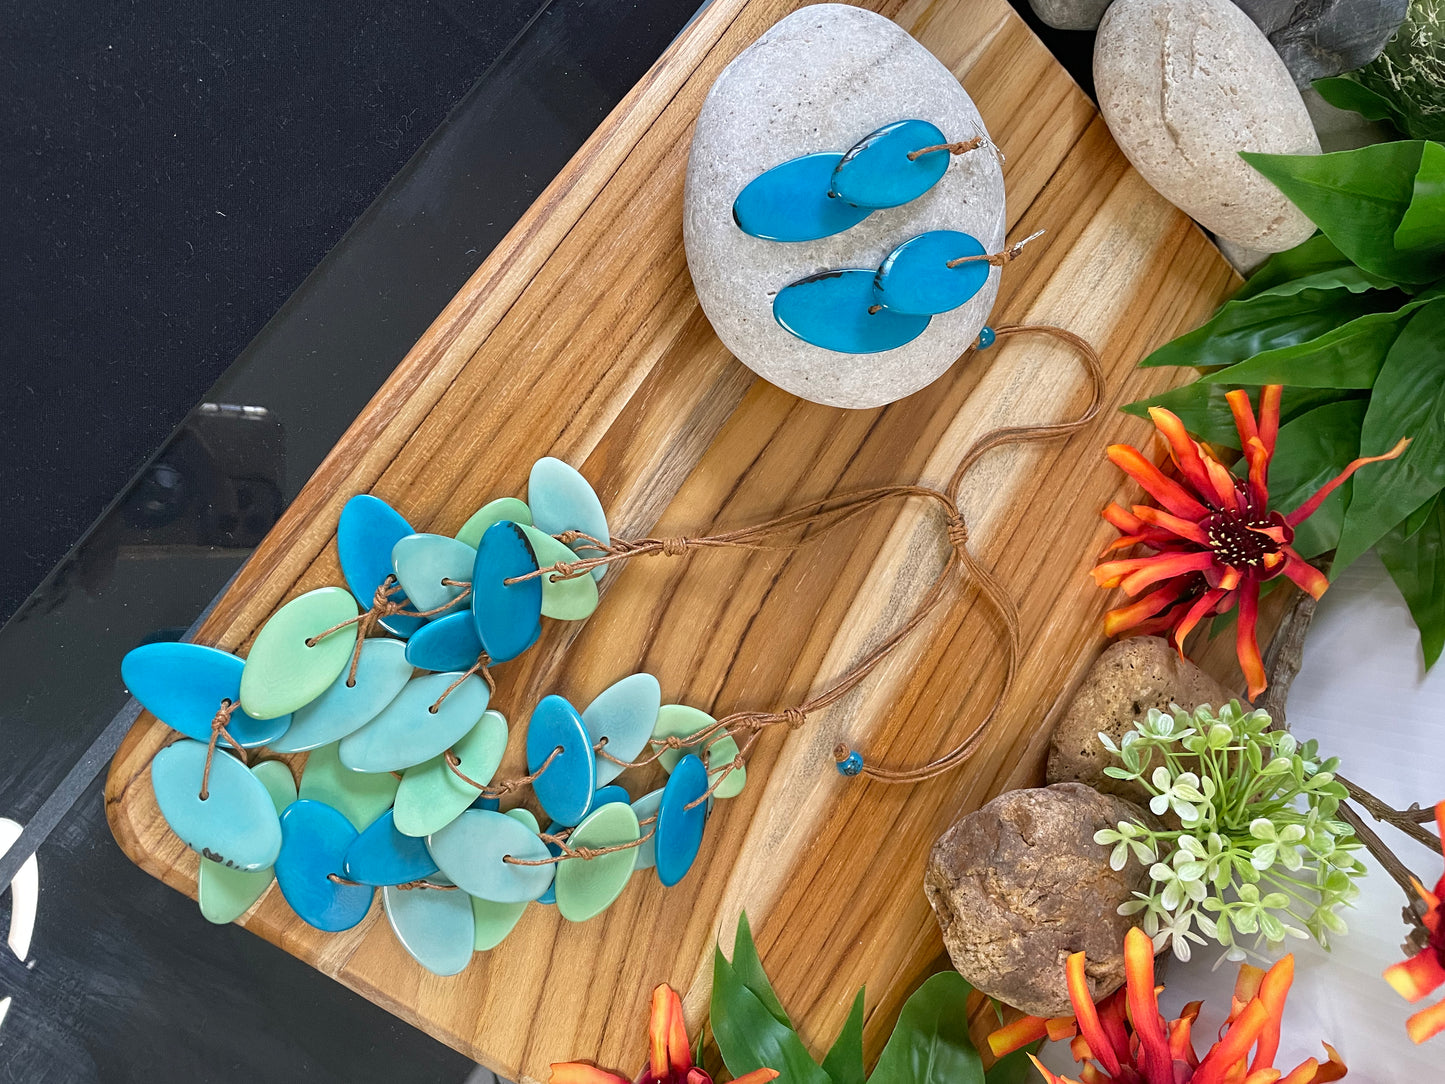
1202, 510, 1282, 570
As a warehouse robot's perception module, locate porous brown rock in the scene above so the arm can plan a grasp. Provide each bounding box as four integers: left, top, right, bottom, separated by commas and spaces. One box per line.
1047, 636, 1235, 806
924, 783, 1153, 1017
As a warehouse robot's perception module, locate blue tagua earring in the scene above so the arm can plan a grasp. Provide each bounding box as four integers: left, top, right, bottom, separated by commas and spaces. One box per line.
733, 118, 1000, 242
773, 228, 1045, 354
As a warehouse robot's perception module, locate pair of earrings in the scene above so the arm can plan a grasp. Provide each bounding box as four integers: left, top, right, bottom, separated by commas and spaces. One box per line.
731, 118, 1028, 355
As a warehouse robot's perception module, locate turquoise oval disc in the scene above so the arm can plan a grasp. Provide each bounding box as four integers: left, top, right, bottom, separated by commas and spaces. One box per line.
240, 587, 360, 720
630, 789, 663, 870
343, 809, 439, 886
455, 497, 532, 549
337, 494, 426, 638
123, 641, 289, 749
528, 458, 610, 582
470, 807, 539, 950
774, 270, 931, 354
392, 533, 476, 616
527, 695, 596, 827
404, 610, 484, 672
151, 739, 282, 871
297, 741, 399, 831
554, 801, 640, 922
338, 671, 490, 774
392, 709, 509, 837
874, 230, 988, 315
733, 152, 873, 241
654, 754, 708, 888
269, 637, 413, 754
426, 809, 554, 903
831, 119, 950, 209
274, 799, 375, 932
197, 759, 296, 924
470, 521, 543, 662
582, 673, 661, 785
383, 882, 475, 976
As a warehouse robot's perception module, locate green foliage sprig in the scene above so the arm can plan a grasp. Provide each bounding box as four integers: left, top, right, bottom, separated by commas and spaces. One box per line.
1125, 139, 1445, 666
1095, 702, 1364, 964
712, 914, 1031, 1084
1316, 0, 1445, 142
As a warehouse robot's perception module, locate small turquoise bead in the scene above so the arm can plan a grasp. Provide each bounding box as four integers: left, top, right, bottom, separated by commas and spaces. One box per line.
269, 637, 412, 754
977, 325, 996, 349
654, 754, 708, 888
470, 521, 543, 663
152, 739, 283, 871
831, 119, 950, 209
274, 800, 375, 932
383, 883, 475, 976
123, 642, 290, 749
774, 270, 931, 354
528, 458, 611, 582
336, 494, 425, 638
527, 695, 597, 827
836, 750, 864, 777
733, 152, 873, 242
405, 610, 484, 672
873, 230, 989, 316
343, 809, 440, 886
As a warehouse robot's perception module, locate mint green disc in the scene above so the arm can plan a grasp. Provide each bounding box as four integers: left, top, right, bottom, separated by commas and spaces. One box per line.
298, 741, 398, 830
553, 801, 639, 922
519, 525, 598, 620
197, 759, 298, 924
702, 731, 746, 799
240, 587, 360, 720
392, 710, 509, 837
455, 498, 532, 548
652, 704, 716, 772
470, 807, 538, 950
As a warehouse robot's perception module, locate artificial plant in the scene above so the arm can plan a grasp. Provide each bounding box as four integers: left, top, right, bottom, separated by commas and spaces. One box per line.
1315, 0, 1445, 142
1124, 139, 1445, 666
712, 913, 1031, 1084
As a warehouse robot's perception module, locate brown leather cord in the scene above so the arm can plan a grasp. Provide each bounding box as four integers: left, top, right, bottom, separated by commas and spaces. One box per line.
445, 743, 563, 799
502, 825, 658, 866
946, 229, 1046, 269
198, 699, 247, 801
304, 576, 473, 687
907, 137, 983, 160
326, 873, 458, 890
429, 652, 495, 713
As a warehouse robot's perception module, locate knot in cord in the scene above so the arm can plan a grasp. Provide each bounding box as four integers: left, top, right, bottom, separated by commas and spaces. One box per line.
782, 707, 807, 729
660, 537, 689, 557
945, 515, 969, 552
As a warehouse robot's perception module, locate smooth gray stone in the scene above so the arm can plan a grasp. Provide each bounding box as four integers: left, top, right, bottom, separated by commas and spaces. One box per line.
1028, 0, 1114, 30
1232, 0, 1409, 86
1095, 0, 1321, 252
683, 4, 1005, 409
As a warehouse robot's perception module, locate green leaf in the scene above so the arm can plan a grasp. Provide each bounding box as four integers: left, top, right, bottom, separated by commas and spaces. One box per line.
1242, 143, 1445, 284
712, 948, 830, 1084
1396, 142, 1445, 253
866, 973, 983, 1084
1199, 300, 1429, 389
1377, 496, 1445, 668
731, 912, 792, 1028
1337, 299, 1445, 567
1139, 280, 1393, 370
821, 989, 867, 1084
1267, 400, 1367, 558
1122, 383, 1353, 450
984, 1049, 1038, 1084
1311, 77, 1408, 130
1234, 233, 1355, 301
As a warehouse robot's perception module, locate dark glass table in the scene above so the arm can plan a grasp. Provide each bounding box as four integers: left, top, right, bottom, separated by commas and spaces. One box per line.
0, 3, 1091, 1079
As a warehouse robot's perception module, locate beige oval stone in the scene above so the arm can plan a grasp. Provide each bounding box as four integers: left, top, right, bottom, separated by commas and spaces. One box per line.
1094, 0, 1321, 252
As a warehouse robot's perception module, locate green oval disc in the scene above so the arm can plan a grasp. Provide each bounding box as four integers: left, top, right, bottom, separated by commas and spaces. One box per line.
392, 710, 509, 837
553, 801, 639, 922
239, 587, 359, 719
297, 741, 398, 831
519, 525, 598, 621
470, 808, 538, 950
455, 497, 532, 548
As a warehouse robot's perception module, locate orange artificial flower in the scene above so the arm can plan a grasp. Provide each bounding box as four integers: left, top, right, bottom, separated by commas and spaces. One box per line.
989, 926, 1346, 1083
1094, 385, 1406, 699
1384, 800, 1445, 1043
552, 984, 780, 1084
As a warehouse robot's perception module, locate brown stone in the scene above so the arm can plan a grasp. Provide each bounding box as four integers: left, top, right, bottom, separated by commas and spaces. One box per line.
1047, 636, 1235, 807
924, 783, 1153, 1017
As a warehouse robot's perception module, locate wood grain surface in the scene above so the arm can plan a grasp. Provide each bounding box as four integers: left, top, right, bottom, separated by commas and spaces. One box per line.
106, 0, 1249, 1076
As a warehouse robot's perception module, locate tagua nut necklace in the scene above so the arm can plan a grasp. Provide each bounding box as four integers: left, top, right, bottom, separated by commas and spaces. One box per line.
125, 320, 1103, 972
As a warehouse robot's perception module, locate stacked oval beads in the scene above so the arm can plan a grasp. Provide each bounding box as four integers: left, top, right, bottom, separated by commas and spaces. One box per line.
124, 457, 745, 976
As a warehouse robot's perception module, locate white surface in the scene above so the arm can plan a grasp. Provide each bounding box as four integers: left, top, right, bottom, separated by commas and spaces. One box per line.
1043, 554, 1443, 1080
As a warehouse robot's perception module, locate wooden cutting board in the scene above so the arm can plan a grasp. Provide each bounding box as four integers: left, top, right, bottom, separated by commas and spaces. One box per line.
107, 0, 1247, 1076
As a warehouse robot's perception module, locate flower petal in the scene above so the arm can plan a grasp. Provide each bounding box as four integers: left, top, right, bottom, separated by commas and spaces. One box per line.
1194, 999, 1270, 1084
1133, 505, 1212, 546
1385, 950, 1445, 1003
1123, 927, 1173, 1081
1251, 953, 1294, 1072
988, 1014, 1052, 1057
649, 985, 680, 1078
729, 1070, 780, 1084
1107, 444, 1210, 520
1227, 389, 1260, 449
1103, 502, 1147, 534
1284, 437, 1411, 527
1104, 583, 1191, 637
551, 1065, 630, 1084
1236, 579, 1266, 701
1171, 586, 1229, 656
1280, 548, 1329, 599
1257, 385, 1282, 457
1408, 998, 1445, 1044
1120, 551, 1218, 596
1149, 407, 1219, 497
1065, 952, 1122, 1076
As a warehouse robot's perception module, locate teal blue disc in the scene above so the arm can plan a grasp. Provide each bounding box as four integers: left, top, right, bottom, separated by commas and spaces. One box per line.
874, 230, 988, 315
654, 754, 708, 888
269, 637, 413, 754
527, 695, 597, 827
774, 270, 931, 353
122, 642, 289, 749
733, 152, 873, 242
831, 119, 950, 209
405, 611, 484, 672
470, 521, 543, 663
336, 494, 426, 638
274, 799, 375, 931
